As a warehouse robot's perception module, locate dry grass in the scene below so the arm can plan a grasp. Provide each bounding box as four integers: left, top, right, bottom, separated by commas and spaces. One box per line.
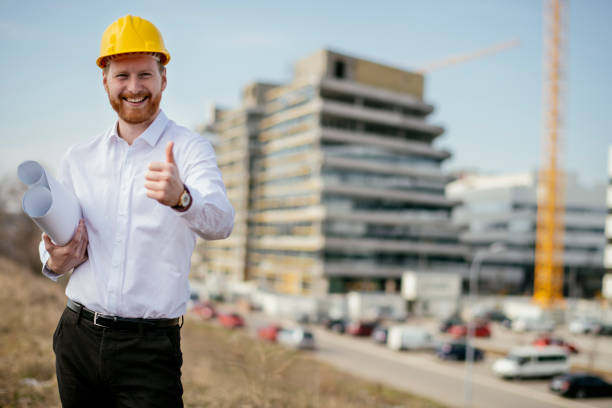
0, 257, 62, 407
0, 257, 444, 408
180, 320, 443, 408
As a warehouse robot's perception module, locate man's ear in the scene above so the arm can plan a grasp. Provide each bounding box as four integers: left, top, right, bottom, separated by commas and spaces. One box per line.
161, 69, 167, 92
102, 71, 109, 93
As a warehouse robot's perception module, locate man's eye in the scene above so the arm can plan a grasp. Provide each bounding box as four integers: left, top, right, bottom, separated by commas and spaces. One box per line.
139, 73, 152, 78
116, 74, 128, 79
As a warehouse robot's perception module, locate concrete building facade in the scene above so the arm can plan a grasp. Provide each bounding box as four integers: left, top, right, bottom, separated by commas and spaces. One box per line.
194, 83, 275, 282
199, 49, 467, 296
605, 146, 612, 292
447, 172, 607, 296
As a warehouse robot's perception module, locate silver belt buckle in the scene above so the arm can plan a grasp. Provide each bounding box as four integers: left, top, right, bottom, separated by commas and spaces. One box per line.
93, 312, 111, 328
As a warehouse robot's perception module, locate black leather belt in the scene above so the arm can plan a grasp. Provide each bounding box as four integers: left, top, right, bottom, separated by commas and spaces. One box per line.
66, 299, 180, 331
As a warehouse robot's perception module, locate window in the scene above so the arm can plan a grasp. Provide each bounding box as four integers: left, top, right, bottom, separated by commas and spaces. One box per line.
334, 60, 346, 79
509, 355, 530, 365
536, 355, 566, 362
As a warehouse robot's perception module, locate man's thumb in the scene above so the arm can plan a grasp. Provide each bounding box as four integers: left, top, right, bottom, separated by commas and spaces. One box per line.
165, 141, 175, 164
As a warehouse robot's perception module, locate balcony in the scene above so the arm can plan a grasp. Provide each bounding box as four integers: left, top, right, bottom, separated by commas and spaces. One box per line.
320, 128, 450, 160
321, 100, 443, 141
323, 183, 457, 208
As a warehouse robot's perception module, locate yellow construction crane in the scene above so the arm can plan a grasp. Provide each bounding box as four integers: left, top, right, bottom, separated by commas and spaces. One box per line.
533, 0, 566, 308
415, 38, 520, 74
412, 17, 566, 307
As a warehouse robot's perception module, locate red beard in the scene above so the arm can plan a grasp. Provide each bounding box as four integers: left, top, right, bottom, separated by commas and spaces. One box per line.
108, 91, 161, 125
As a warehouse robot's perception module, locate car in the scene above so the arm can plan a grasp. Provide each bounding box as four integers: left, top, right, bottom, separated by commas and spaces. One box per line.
482, 310, 512, 327
276, 327, 316, 350
492, 346, 568, 379
595, 323, 612, 336
484, 310, 510, 323
218, 312, 244, 329
346, 320, 378, 337
550, 373, 612, 398
532, 335, 579, 354
371, 326, 389, 344
324, 318, 347, 334
257, 324, 283, 342
387, 325, 437, 351
439, 314, 464, 333
448, 323, 491, 338
511, 317, 555, 333
192, 301, 217, 320
568, 317, 601, 334
436, 342, 484, 361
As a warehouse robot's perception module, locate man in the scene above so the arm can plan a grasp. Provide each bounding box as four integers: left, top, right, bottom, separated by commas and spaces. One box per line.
38, 15, 234, 407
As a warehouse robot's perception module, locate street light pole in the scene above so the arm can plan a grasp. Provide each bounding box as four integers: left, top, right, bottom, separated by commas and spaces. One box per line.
464, 242, 505, 408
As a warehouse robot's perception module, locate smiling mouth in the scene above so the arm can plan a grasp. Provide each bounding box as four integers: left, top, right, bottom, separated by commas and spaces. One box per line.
123, 96, 148, 104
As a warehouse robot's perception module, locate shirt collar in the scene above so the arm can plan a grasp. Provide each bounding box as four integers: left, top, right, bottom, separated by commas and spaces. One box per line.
107, 110, 169, 147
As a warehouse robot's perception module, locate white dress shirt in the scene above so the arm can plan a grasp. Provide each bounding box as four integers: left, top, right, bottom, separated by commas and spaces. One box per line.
39, 110, 234, 318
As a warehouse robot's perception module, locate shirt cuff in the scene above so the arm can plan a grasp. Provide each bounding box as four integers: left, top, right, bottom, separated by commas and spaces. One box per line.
41, 261, 64, 282
176, 185, 234, 239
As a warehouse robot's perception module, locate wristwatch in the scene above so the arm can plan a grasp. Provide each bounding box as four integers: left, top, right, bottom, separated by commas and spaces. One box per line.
172, 184, 192, 212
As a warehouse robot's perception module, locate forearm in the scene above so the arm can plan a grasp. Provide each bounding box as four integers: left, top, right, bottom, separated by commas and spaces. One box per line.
177, 185, 234, 239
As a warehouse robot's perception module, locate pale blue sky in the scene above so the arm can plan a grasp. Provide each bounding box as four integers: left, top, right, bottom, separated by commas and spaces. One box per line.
1, 0, 610, 186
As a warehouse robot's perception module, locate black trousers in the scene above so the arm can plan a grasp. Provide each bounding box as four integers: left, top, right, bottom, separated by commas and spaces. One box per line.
53, 307, 183, 408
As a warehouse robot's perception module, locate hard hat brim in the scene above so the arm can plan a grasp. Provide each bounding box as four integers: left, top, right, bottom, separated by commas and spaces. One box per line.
97, 51, 171, 68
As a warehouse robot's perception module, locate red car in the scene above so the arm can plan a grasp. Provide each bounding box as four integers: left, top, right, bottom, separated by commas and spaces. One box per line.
346, 321, 378, 337
257, 324, 283, 341
218, 312, 244, 329
532, 336, 579, 354
192, 301, 217, 320
448, 323, 491, 338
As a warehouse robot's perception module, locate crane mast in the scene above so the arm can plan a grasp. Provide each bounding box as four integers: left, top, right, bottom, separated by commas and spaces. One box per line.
533, 0, 566, 308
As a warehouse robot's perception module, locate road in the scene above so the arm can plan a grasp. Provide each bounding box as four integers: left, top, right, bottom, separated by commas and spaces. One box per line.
415, 317, 612, 373
240, 311, 612, 408
312, 327, 612, 408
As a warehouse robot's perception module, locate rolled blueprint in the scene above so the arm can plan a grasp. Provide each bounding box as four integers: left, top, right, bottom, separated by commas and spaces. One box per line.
18, 161, 81, 246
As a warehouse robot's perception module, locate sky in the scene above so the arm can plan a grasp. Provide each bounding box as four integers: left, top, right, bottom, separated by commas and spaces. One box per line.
1, 0, 610, 187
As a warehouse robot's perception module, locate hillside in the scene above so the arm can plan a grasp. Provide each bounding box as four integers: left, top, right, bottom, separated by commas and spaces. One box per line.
0, 258, 443, 408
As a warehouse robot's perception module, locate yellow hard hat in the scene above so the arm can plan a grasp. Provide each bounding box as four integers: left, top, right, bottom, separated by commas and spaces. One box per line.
97, 15, 171, 68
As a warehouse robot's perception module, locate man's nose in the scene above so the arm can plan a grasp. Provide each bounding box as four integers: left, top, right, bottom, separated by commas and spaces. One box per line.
126, 76, 142, 94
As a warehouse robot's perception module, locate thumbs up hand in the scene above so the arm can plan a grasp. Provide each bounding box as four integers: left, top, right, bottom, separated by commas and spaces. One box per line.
145, 141, 184, 207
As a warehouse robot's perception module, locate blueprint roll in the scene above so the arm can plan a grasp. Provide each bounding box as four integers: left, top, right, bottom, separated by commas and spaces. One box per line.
18, 161, 82, 246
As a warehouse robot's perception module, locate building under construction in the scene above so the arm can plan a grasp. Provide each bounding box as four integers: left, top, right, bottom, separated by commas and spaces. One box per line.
199, 49, 467, 296
605, 146, 612, 286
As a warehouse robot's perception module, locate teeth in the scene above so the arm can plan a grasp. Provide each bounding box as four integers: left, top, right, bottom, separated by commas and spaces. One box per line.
126, 96, 146, 103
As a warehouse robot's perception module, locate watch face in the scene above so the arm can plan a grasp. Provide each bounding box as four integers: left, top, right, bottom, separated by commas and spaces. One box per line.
181, 191, 191, 207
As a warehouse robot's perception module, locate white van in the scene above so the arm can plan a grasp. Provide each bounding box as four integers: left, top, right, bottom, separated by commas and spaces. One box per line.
492, 346, 569, 379
387, 325, 436, 351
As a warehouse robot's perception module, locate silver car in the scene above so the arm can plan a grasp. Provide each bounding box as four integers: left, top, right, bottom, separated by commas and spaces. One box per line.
277, 327, 316, 350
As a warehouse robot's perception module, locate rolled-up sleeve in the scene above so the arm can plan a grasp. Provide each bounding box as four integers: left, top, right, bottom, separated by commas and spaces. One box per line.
177, 137, 234, 240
